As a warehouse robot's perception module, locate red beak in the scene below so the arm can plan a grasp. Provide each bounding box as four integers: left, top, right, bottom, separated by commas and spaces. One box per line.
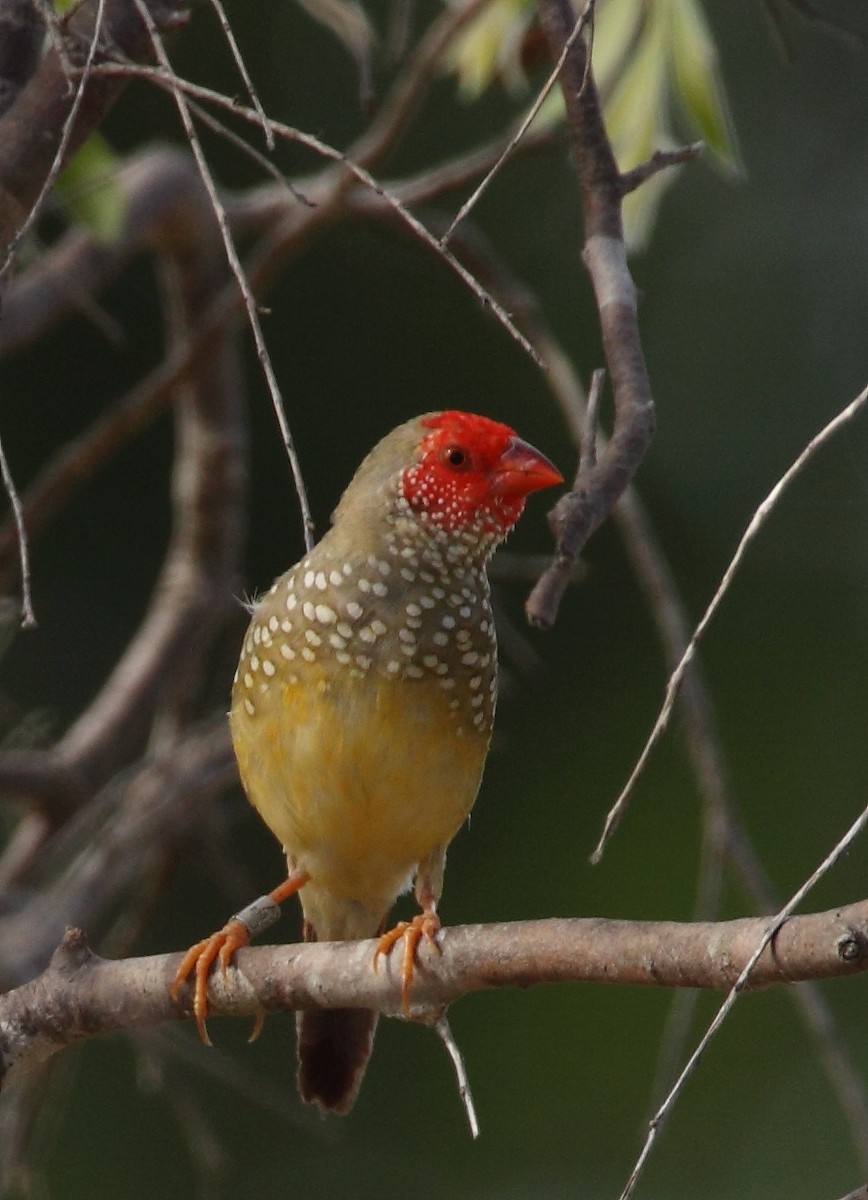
489, 436, 563, 497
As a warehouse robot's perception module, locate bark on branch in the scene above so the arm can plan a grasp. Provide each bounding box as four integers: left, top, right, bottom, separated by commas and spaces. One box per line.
4, 900, 868, 1088
526, 0, 658, 629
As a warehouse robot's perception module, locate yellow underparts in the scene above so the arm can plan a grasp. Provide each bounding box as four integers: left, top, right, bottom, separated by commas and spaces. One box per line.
230, 664, 487, 939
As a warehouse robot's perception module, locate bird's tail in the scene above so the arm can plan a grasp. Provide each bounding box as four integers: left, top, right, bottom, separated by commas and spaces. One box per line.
295, 911, 382, 1114
296, 1006, 378, 1114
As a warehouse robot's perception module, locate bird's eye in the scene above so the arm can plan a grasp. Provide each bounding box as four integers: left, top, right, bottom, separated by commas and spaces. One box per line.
441, 444, 471, 470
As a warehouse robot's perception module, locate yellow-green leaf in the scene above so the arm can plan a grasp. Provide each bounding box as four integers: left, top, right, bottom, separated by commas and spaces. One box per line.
56, 135, 126, 243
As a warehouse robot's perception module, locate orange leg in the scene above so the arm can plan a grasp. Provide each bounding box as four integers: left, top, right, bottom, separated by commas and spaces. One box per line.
171, 869, 309, 1044
374, 903, 442, 1014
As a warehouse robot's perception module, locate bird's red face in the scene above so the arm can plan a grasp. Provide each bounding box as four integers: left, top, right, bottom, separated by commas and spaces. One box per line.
401, 411, 562, 536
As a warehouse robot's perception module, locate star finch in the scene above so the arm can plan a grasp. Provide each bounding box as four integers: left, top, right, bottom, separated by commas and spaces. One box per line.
173, 410, 562, 1112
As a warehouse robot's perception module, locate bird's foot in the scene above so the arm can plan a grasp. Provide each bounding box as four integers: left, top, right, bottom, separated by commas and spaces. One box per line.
170, 869, 309, 1044
374, 910, 442, 1014
171, 919, 251, 1045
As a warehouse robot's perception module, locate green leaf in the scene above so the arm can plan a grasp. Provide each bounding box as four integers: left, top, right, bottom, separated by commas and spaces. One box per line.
669, 0, 742, 172
56, 135, 126, 243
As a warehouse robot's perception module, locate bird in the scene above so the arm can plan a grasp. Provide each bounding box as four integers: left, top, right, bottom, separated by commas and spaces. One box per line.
172, 410, 562, 1114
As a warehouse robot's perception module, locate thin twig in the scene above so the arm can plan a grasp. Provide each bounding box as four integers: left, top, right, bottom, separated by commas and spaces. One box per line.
434, 1015, 480, 1139
131, 1, 316, 553
592, 382, 868, 864
619, 799, 868, 1200
441, 0, 593, 246
90, 60, 544, 369
185, 97, 313, 207
619, 142, 704, 195
0, 432, 35, 628
204, 0, 274, 149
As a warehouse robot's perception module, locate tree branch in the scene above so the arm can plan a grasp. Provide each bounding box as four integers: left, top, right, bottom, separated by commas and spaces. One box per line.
525, 0, 657, 629
3, 901, 868, 1088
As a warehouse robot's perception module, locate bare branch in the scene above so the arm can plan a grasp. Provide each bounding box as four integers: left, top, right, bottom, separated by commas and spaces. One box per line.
5, 900, 868, 1088
526, 0, 655, 628
619, 142, 704, 195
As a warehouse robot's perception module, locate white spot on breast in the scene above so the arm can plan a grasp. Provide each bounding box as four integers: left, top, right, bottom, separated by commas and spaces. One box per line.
433, 631, 448, 647
422, 654, 439, 669
441, 615, 456, 630
302, 601, 316, 621
262, 659, 276, 677
315, 572, 327, 591
377, 560, 391, 576
329, 570, 343, 586
304, 570, 315, 588
286, 593, 297, 611
406, 603, 422, 617
355, 654, 372, 671
336, 621, 353, 639
342, 562, 353, 576
420, 595, 435, 609
243, 698, 255, 715
372, 582, 388, 598
459, 606, 472, 619
370, 618, 387, 636
280, 644, 295, 660
400, 568, 416, 583
329, 633, 347, 650
359, 626, 376, 644
250, 655, 260, 671
405, 664, 424, 678
440, 677, 456, 690
386, 660, 401, 673
461, 651, 479, 665
305, 630, 322, 647
398, 628, 416, 644
336, 650, 352, 665
301, 647, 316, 662
253, 626, 262, 645
469, 675, 482, 689
358, 578, 372, 593
243, 672, 253, 689
315, 604, 337, 625
346, 601, 363, 620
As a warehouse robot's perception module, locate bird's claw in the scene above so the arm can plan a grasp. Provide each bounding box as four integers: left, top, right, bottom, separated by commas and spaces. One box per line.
374, 911, 442, 1014
171, 918, 251, 1045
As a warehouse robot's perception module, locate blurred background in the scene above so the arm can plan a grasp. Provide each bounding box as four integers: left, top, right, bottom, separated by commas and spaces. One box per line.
3, 0, 868, 1196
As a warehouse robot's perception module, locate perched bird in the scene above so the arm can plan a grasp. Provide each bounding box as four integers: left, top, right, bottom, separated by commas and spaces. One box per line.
172, 410, 562, 1114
